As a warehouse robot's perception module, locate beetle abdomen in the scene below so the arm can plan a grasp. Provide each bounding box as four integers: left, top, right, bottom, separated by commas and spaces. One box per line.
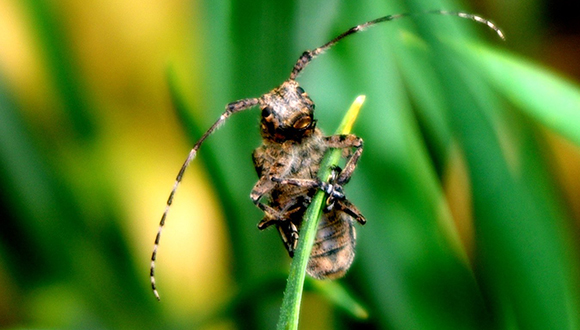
307, 210, 356, 279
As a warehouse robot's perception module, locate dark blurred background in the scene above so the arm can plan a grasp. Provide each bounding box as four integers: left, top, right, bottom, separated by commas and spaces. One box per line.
1, 0, 580, 329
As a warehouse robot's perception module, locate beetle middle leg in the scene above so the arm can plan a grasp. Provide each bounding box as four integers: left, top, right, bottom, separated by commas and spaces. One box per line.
274, 175, 366, 227
250, 176, 288, 229
272, 176, 345, 203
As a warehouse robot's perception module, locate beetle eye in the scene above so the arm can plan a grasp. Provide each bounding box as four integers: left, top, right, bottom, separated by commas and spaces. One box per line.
293, 116, 312, 129
261, 106, 272, 118
296, 86, 305, 95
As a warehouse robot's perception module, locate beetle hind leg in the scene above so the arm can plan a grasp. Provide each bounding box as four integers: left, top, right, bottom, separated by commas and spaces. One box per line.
277, 221, 299, 257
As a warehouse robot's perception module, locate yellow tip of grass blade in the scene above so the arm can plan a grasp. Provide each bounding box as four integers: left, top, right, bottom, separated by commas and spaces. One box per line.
338, 95, 366, 134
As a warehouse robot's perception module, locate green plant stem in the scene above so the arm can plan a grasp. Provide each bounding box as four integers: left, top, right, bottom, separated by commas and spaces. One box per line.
276, 96, 365, 330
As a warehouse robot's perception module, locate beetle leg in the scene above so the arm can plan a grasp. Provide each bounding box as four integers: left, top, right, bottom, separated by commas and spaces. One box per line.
335, 198, 366, 225
324, 134, 363, 185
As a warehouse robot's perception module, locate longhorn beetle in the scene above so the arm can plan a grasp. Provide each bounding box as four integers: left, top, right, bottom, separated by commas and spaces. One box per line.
150, 10, 504, 300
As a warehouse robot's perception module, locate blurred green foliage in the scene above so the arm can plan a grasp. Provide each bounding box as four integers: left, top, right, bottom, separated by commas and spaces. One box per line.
1, 0, 580, 329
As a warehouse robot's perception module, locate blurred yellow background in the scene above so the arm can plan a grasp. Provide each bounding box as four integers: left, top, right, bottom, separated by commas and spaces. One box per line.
1, 0, 580, 329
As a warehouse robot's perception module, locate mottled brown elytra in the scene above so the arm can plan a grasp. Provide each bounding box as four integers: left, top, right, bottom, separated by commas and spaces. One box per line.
150, 10, 504, 300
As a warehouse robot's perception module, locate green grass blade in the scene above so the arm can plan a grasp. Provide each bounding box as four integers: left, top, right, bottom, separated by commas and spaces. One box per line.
308, 280, 369, 320
455, 42, 580, 146
276, 96, 365, 330
432, 43, 580, 329
22, 0, 96, 140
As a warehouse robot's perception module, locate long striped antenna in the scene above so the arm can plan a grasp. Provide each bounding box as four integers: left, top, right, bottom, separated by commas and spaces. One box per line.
290, 10, 504, 80
150, 98, 259, 301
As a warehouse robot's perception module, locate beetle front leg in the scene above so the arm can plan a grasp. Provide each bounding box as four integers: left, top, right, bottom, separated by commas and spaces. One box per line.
324, 134, 363, 185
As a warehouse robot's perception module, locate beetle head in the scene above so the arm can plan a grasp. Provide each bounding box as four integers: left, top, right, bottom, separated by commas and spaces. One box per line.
259, 80, 317, 143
